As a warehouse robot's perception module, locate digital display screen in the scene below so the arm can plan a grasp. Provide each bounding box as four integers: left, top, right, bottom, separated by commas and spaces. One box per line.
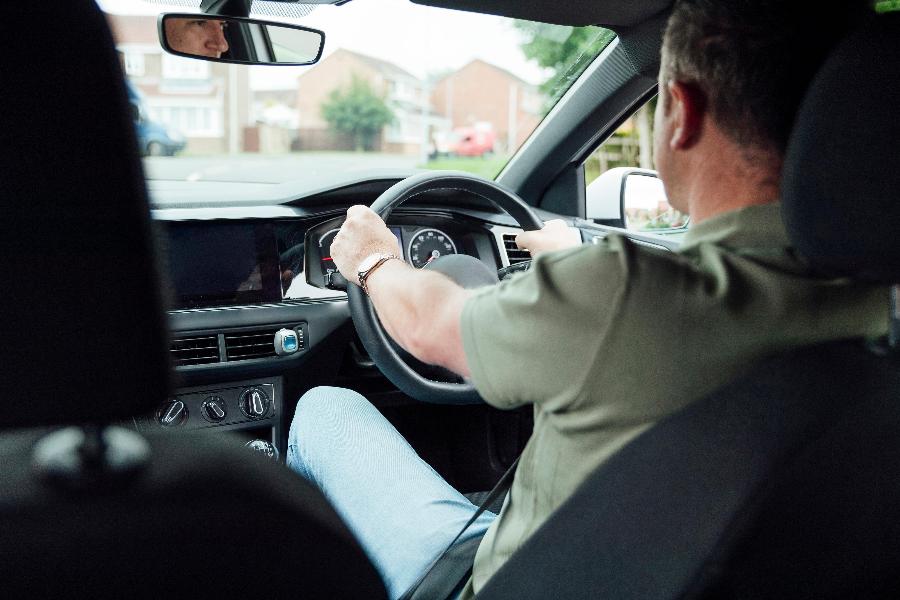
390, 227, 402, 252
163, 222, 283, 309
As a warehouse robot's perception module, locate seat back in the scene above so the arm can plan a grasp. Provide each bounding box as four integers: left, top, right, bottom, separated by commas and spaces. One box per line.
0, 1, 386, 595
478, 342, 900, 599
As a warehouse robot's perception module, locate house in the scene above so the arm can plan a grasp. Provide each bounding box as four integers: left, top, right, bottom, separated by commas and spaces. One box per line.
295, 49, 448, 155
431, 59, 543, 153
106, 13, 251, 155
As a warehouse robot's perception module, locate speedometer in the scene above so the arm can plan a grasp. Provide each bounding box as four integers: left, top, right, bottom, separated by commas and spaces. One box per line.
408, 228, 457, 269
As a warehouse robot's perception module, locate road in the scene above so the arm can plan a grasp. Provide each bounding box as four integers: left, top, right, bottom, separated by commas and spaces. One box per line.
143, 152, 422, 184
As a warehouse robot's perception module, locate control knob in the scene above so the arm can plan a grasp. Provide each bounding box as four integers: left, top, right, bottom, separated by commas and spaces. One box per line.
239, 387, 271, 420
157, 400, 188, 428
202, 396, 228, 423
245, 439, 279, 460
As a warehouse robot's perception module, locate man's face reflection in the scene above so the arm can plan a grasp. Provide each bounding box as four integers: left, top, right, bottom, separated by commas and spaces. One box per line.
165, 18, 229, 59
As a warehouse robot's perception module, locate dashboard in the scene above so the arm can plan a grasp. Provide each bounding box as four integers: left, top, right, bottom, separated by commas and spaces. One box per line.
147, 177, 539, 454
146, 174, 679, 456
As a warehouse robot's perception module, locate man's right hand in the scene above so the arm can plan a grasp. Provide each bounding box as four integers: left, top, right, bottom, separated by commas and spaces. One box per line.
516, 219, 582, 257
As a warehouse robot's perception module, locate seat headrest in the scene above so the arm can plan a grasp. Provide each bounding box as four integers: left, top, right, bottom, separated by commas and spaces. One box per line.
0, 0, 170, 428
781, 12, 900, 283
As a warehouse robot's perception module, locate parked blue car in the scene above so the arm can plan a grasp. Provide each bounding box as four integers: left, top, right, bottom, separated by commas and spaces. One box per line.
126, 80, 185, 157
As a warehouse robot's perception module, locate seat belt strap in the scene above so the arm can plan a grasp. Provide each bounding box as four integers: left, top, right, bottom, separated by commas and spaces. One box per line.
889, 284, 899, 349
399, 457, 520, 600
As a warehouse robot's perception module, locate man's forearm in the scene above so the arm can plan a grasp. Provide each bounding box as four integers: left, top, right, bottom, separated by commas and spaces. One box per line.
364, 259, 473, 377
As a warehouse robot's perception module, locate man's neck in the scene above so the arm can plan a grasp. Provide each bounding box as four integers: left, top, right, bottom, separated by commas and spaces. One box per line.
683, 130, 782, 224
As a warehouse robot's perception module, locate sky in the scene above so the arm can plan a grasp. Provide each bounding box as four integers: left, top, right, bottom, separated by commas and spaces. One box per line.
98, 0, 555, 90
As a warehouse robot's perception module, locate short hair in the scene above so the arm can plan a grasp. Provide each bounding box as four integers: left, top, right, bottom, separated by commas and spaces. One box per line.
660, 0, 866, 153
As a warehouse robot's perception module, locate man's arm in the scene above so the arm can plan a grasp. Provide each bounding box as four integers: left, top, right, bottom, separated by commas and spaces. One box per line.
330, 205, 473, 376
365, 259, 474, 377
329, 206, 581, 379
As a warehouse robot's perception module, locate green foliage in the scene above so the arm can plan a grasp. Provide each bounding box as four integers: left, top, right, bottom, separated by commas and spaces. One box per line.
421, 155, 510, 179
513, 22, 616, 108
320, 75, 395, 151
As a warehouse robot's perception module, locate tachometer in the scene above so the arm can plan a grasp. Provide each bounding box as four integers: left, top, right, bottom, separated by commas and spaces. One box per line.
318, 228, 340, 272
408, 228, 457, 269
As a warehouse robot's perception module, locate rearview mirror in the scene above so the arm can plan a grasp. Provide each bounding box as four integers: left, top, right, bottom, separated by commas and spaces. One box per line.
158, 13, 325, 66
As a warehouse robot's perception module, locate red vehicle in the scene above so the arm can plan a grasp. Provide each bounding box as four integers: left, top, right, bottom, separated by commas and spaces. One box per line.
450, 124, 496, 157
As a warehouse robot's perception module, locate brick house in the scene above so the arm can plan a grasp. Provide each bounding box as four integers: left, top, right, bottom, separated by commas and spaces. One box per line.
106, 13, 251, 155
295, 49, 448, 154
431, 59, 543, 153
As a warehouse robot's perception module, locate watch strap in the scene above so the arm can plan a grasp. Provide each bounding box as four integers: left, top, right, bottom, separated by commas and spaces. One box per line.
359, 254, 400, 295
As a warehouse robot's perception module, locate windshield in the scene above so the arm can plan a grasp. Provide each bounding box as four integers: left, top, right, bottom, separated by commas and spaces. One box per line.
100, 0, 614, 184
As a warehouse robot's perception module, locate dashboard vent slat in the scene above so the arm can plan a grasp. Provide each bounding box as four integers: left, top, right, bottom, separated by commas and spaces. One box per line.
224, 328, 278, 362
502, 233, 531, 265
170, 335, 220, 367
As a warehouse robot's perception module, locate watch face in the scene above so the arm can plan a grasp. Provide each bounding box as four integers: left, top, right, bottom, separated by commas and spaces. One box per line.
357, 253, 383, 274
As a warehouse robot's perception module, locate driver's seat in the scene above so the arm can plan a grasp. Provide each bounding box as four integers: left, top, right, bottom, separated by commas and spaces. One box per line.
477, 11, 900, 600
0, 1, 386, 596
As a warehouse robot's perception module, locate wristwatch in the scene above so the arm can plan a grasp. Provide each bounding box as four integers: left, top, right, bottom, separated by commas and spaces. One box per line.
357, 252, 401, 295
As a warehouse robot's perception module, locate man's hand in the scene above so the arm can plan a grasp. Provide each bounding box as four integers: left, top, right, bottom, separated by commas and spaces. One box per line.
515, 219, 582, 257
331, 205, 403, 287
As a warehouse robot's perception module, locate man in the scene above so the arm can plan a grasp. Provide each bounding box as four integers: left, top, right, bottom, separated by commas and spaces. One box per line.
288, 1, 882, 598
164, 17, 229, 59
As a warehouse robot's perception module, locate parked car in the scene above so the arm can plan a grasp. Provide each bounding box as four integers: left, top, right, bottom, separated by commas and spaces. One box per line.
126, 80, 186, 156
450, 123, 496, 157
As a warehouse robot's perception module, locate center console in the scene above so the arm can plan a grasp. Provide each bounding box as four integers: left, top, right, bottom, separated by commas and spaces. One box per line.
138, 377, 284, 459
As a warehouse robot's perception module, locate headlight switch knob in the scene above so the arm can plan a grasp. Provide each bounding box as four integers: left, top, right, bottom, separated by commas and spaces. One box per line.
239, 387, 270, 420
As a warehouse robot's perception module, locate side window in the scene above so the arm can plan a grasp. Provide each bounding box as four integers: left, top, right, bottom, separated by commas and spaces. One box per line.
583, 98, 688, 232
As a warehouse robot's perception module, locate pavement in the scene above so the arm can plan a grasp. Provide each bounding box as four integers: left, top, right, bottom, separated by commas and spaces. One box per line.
143, 152, 423, 184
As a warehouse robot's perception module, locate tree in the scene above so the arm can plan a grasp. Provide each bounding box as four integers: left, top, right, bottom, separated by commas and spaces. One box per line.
320, 75, 395, 152
516, 23, 656, 169
513, 22, 616, 105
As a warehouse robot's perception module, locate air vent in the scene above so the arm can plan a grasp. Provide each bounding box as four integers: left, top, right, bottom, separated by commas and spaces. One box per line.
170, 335, 220, 367
502, 234, 531, 265
224, 328, 278, 362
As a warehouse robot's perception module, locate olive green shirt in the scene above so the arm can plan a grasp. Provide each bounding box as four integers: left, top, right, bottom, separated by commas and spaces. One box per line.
458, 203, 889, 596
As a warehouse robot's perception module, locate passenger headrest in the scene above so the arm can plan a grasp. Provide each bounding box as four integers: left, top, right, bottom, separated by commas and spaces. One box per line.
781, 12, 900, 283
0, 0, 170, 428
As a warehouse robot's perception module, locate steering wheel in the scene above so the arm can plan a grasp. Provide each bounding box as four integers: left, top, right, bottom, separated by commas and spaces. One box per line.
347, 171, 544, 404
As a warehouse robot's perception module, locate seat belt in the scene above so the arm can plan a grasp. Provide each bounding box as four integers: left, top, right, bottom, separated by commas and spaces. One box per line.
399, 457, 520, 600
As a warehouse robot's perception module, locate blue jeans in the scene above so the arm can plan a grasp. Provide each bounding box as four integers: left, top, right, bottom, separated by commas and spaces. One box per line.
287, 386, 498, 599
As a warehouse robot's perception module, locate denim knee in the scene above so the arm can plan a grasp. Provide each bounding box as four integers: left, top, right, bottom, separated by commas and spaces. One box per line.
287, 386, 370, 477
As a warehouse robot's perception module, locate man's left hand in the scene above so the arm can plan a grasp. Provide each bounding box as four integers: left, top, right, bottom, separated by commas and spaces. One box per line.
331, 205, 403, 287
516, 219, 582, 257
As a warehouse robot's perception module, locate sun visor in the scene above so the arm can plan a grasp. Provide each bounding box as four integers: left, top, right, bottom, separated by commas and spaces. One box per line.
410, 0, 672, 27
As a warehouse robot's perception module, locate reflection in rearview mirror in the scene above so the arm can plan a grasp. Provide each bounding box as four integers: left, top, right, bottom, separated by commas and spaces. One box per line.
158, 13, 325, 66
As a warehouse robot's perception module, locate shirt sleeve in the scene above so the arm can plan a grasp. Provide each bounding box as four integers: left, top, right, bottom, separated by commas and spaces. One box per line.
460, 240, 628, 411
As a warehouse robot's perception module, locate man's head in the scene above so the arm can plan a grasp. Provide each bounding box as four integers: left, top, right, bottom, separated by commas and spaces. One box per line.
653, 0, 862, 219
165, 18, 229, 59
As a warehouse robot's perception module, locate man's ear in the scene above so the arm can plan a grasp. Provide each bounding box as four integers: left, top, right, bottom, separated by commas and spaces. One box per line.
666, 80, 706, 150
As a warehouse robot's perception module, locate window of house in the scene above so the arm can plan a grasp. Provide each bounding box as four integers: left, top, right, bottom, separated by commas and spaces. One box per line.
161, 54, 210, 80
123, 52, 145, 77
150, 104, 222, 137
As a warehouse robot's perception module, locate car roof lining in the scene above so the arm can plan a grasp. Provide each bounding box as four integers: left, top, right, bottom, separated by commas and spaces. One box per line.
139, 0, 322, 19
410, 0, 673, 27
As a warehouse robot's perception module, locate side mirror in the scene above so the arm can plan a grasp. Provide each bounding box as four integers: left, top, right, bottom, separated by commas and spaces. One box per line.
158, 13, 325, 66
586, 167, 687, 231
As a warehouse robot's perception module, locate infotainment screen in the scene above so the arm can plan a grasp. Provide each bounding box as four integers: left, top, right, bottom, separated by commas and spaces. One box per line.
162, 222, 283, 309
